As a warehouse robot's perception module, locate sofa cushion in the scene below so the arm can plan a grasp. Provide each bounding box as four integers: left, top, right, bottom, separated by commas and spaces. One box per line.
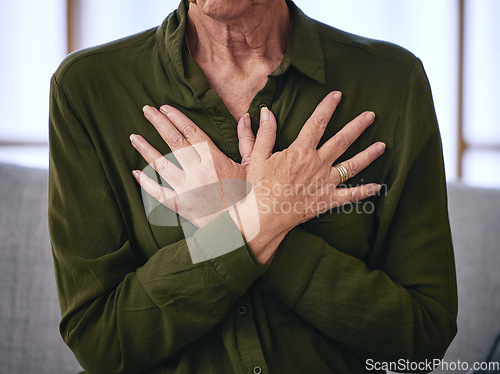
0, 163, 81, 374
442, 183, 500, 372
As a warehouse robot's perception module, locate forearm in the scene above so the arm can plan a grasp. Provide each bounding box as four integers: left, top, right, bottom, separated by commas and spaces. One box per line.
259, 225, 457, 362
56, 212, 265, 374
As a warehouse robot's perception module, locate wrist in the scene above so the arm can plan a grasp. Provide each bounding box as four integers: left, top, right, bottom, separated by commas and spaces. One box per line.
228, 192, 286, 264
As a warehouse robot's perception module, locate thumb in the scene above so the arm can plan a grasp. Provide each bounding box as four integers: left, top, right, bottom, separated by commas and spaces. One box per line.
252, 106, 277, 162
237, 113, 255, 167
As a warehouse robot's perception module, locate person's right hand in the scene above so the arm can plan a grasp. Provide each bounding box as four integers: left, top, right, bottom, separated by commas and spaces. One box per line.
231, 91, 386, 264
131, 105, 252, 228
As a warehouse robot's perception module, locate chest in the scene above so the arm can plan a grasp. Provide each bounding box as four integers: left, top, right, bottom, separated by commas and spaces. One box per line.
97, 64, 389, 263
197, 60, 277, 121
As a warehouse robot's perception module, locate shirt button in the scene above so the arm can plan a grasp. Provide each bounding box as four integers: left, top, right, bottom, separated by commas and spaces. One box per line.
258, 103, 268, 111
253, 366, 262, 374
237, 306, 247, 315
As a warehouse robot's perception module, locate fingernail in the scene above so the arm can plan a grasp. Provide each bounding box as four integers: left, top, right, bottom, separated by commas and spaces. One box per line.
132, 170, 140, 180
244, 113, 251, 128
333, 91, 342, 99
142, 105, 151, 114
366, 111, 376, 120
377, 142, 386, 152
261, 107, 270, 122
160, 105, 169, 116
129, 134, 138, 146
369, 184, 382, 197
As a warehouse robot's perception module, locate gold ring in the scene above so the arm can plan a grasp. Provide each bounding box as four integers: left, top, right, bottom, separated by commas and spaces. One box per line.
334, 164, 348, 184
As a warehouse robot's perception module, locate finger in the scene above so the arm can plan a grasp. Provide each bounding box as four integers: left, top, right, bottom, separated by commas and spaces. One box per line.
237, 113, 255, 167
159, 105, 220, 154
331, 142, 386, 184
142, 105, 199, 168
319, 111, 376, 162
132, 169, 177, 212
130, 134, 184, 187
330, 183, 382, 209
292, 91, 342, 150
251, 107, 277, 162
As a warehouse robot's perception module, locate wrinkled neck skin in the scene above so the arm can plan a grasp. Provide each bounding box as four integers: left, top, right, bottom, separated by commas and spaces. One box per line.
186, 0, 291, 69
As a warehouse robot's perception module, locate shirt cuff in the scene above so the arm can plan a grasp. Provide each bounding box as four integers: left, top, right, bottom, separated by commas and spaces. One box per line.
187, 211, 267, 296
259, 227, 326, 308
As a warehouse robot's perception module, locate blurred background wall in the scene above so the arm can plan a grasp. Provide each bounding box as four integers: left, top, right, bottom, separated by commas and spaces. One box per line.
0, 0, 499, 186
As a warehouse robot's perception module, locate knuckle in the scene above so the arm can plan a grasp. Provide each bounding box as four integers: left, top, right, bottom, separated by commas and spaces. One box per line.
259, 124, 275, 135
170, 134, 183, 148
153, 187, 164, 202
244, 134, 255, 142
313, 114, 328, 130
350, 188, 358, 202
354, 118, 366, 133
182, 125, 196, 137
155, 158, 168, 173
239, 132, 255, 142
241, 156, 251, 167
335, 133, 350, 149
294, 144, 309, 157
346, 159, 358, 176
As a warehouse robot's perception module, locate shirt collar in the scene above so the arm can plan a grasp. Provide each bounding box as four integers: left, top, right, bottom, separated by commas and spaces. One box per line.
158, 0, 326, 96
285, 0, 326, 84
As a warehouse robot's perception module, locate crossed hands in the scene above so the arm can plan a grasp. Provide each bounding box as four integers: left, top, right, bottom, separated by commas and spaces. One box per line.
130, 92, 385, 264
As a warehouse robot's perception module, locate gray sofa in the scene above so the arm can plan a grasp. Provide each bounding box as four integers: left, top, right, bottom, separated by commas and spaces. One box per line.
1, 161, 499, 374
0, 163, 82, 373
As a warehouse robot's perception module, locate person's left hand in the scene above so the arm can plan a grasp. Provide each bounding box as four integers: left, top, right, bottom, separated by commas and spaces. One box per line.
130, 105, 256, 228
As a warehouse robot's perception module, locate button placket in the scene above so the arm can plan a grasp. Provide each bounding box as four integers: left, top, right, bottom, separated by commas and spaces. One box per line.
233, 296, 268, 374
248, 75, 278, 129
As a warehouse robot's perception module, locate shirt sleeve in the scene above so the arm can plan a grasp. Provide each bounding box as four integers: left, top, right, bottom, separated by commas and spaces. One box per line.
48, 75, 266, 374
259, 58, 458, 364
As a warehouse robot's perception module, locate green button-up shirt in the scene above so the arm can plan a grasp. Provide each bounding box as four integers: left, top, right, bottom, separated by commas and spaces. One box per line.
48, 1, 457, 373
